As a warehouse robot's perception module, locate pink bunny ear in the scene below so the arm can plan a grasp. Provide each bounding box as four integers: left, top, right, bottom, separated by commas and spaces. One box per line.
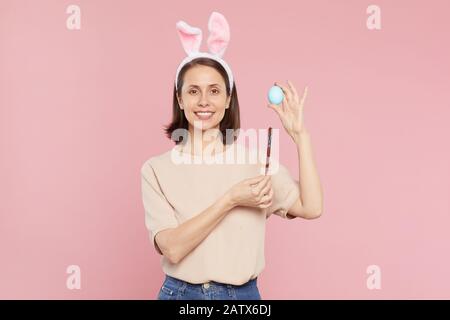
176, 20, 202, 55
207, 12, 230, 57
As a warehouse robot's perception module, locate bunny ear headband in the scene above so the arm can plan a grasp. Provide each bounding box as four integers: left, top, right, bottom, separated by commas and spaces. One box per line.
175, 11, 234, 92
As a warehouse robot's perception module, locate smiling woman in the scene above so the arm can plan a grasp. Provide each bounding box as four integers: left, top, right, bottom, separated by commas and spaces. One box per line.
165, 57, 241, 147
141, 11, 322, 301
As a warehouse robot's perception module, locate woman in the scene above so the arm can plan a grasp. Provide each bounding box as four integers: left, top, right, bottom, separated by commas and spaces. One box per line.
140, 12, 323, 300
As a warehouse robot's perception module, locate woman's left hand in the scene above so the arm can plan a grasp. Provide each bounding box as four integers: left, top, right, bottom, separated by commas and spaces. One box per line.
267, 80, 308, 142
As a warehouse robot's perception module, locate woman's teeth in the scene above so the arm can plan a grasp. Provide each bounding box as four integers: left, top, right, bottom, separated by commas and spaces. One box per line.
195, 112, 214, 120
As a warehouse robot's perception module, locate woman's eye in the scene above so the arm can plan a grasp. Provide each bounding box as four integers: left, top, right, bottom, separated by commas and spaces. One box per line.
189, 89, 219, 94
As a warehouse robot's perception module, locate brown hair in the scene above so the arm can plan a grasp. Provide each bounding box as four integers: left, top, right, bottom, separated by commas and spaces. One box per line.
164, 57, 240, 145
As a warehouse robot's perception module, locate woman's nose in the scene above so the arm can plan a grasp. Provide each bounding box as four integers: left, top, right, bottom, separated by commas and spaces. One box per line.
198, 92, 210, 106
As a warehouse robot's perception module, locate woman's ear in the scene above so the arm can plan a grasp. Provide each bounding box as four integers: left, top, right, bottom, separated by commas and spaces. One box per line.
177, 97, 184, 109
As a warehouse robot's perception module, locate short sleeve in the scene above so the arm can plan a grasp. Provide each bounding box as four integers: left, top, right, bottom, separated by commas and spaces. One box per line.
141, 160, 179, 254
266, 161, 300, 219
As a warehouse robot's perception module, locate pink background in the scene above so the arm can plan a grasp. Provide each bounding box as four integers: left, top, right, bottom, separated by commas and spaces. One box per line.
1, 0, 449, 299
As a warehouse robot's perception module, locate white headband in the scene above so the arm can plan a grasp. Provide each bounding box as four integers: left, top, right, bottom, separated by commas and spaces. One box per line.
174, 12, 234, 92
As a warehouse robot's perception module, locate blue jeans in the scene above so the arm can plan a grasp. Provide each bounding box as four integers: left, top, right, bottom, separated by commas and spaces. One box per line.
157, 275, 262, 300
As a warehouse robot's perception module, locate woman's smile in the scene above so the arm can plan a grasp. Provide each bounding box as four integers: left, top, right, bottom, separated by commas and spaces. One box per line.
194, 111, 215, 120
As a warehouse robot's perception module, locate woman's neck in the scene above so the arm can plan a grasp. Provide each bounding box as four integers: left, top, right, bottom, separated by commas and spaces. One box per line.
183, 127, 225, 156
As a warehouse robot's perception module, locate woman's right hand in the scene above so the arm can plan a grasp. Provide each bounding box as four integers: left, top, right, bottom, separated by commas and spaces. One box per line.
227, 175, 274, 209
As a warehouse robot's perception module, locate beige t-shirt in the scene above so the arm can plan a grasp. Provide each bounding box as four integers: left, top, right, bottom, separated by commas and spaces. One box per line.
140, 142, 300, 285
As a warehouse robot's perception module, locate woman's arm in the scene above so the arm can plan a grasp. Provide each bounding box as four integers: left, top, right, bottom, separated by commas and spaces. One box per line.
155, 192, 234, 264
288, 130, 323, 219
156, 175, 272, 264
267, 82, 323, 219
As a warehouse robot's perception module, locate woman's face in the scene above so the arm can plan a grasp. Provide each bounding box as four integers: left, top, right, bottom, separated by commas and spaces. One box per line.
178, 65, 231, 133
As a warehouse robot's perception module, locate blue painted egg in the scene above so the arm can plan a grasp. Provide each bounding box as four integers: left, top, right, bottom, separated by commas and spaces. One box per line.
268, 86, 284, 105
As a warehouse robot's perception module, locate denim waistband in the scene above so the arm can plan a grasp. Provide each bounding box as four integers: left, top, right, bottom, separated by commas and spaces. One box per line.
165, 274, 257, 288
